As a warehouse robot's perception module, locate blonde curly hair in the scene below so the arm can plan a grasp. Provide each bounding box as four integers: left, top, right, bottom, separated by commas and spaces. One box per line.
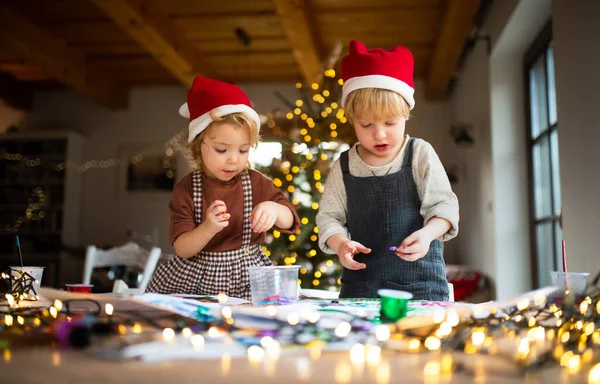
187, 111, 260, 173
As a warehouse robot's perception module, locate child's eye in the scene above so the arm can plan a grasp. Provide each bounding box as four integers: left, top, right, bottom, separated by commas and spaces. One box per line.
215, 149, 226, 154
239, 150, 249, 154
360, 123, 372, 128
385, 121, 397, 126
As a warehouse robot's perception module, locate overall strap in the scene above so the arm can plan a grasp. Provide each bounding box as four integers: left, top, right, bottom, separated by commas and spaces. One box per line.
240, 171, 253, 249
402, 138, 416, 168
192, 171, 203, 225
340, 150, 350, 175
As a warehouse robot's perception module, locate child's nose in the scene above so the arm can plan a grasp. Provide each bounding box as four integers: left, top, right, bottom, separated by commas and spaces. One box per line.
374, 127, 386, 140
227, 154, 238, 164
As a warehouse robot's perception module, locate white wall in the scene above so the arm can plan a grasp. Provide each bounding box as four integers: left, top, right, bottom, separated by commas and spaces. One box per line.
552, 0, 600, 277
16, 81, 455, 258
451, 42, 495, 282
452, 0, 552, 299
489, 0, 551, 299
453, 0, 600, 298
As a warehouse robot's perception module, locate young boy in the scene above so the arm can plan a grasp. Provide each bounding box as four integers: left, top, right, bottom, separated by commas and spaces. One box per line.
316, 40, 459, 301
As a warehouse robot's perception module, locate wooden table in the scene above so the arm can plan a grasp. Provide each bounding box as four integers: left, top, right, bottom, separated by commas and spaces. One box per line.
0, 345, 589, 383
0, 289, 593, 383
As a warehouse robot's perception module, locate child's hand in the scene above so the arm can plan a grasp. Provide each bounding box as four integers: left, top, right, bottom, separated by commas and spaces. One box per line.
337, 240, 371, 270
395, 229, 433, 262
204, 200, 230, 234
250, 201, 278, 233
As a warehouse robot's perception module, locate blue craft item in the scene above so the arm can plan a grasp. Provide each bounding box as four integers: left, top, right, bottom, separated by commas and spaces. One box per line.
258, 294, 296, 306
15, 235, 24, 267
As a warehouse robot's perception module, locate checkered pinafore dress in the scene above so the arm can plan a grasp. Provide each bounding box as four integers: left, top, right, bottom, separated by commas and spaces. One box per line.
146, 170, 272, 299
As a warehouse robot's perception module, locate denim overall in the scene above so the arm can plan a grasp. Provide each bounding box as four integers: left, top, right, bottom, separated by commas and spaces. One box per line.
339, 138, 449, 301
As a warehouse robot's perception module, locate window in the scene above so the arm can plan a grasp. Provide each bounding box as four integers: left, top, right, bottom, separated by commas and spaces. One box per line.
525, 23, 561, 288
249, 142, 283, 168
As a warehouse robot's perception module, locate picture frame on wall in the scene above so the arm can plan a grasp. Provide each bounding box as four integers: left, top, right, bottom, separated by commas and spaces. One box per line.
126, 154, 176, 191
118, 144, 177, 194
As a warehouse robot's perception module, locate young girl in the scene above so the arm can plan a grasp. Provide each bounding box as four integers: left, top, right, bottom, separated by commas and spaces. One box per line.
316, 40, 459, 301
147, 76, 300, 299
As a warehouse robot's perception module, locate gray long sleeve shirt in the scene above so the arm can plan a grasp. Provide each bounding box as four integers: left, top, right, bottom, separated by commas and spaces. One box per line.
316, 135, 459, 254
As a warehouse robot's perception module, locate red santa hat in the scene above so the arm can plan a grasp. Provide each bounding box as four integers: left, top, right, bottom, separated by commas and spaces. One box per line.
179, 76, 261, 143
341, 40, 415, 110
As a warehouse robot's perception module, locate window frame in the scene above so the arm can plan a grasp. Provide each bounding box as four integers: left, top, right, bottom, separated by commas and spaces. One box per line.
524, 21, 560, 288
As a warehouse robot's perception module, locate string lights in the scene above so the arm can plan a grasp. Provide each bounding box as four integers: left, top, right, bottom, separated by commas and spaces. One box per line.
0, 129, 188, 173
1, 130, 188, 233
0, 287, 598, 379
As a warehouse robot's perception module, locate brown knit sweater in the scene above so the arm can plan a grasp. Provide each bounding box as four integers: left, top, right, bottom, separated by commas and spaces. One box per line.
169, 169, 300, 252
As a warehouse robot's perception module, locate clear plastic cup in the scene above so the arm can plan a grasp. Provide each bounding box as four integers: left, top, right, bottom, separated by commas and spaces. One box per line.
10, 266, 45, 291
248, 265, 300, 306
550, 271, 589, 294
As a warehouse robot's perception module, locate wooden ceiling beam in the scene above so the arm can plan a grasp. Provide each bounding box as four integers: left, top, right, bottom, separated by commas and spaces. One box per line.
274, 0, 322, 85
426, 0, 480, 100
89, 0, 209, 86
0, 5, 128, 109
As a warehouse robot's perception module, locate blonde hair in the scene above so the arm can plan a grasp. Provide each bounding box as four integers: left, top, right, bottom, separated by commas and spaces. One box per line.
188, 112, 260, 172
344, 88, 411, 122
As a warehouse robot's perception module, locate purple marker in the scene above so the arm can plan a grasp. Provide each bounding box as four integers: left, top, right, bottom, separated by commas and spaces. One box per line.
389, 246, 397, 251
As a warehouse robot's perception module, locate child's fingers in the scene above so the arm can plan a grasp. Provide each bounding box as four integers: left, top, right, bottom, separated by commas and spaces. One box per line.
401, 234, 418, 247
400, 243, 419, 254
210, 200, 226, 209
397, 252, 422, 262
255, 216, 275, 233
251, 211, 265, 229
342, 253, 366, 270
355, 244, 372, 254
214, 206, 228, 217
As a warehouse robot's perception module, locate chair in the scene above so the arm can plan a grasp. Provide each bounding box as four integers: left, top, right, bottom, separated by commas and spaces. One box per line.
83, 242, 161, 294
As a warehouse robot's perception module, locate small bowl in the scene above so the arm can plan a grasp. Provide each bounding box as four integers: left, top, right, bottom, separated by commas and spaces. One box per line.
65, 284, 94, 294
378, 289, 413, 323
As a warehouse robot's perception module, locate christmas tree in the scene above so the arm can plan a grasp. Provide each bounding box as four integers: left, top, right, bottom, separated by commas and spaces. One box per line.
258, 69, 354, 291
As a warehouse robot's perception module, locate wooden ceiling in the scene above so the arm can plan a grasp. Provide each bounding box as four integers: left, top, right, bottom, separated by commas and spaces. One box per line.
0, 0, 482, 110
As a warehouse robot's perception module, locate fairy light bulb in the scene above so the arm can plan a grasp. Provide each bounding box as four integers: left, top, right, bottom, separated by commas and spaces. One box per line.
287, 313, 299, 325
5, 294, 14, 307
471, 331, 485, 346
424, 336, 441, 351
105, 303, 114, 316
247, 346, 265, 363
365, 345, 381, 365
589, 363, 600, 383
335, 322, 352, 338
375, 325, 390, 342
162, 328, 175, 341
349, 343, 365, 365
